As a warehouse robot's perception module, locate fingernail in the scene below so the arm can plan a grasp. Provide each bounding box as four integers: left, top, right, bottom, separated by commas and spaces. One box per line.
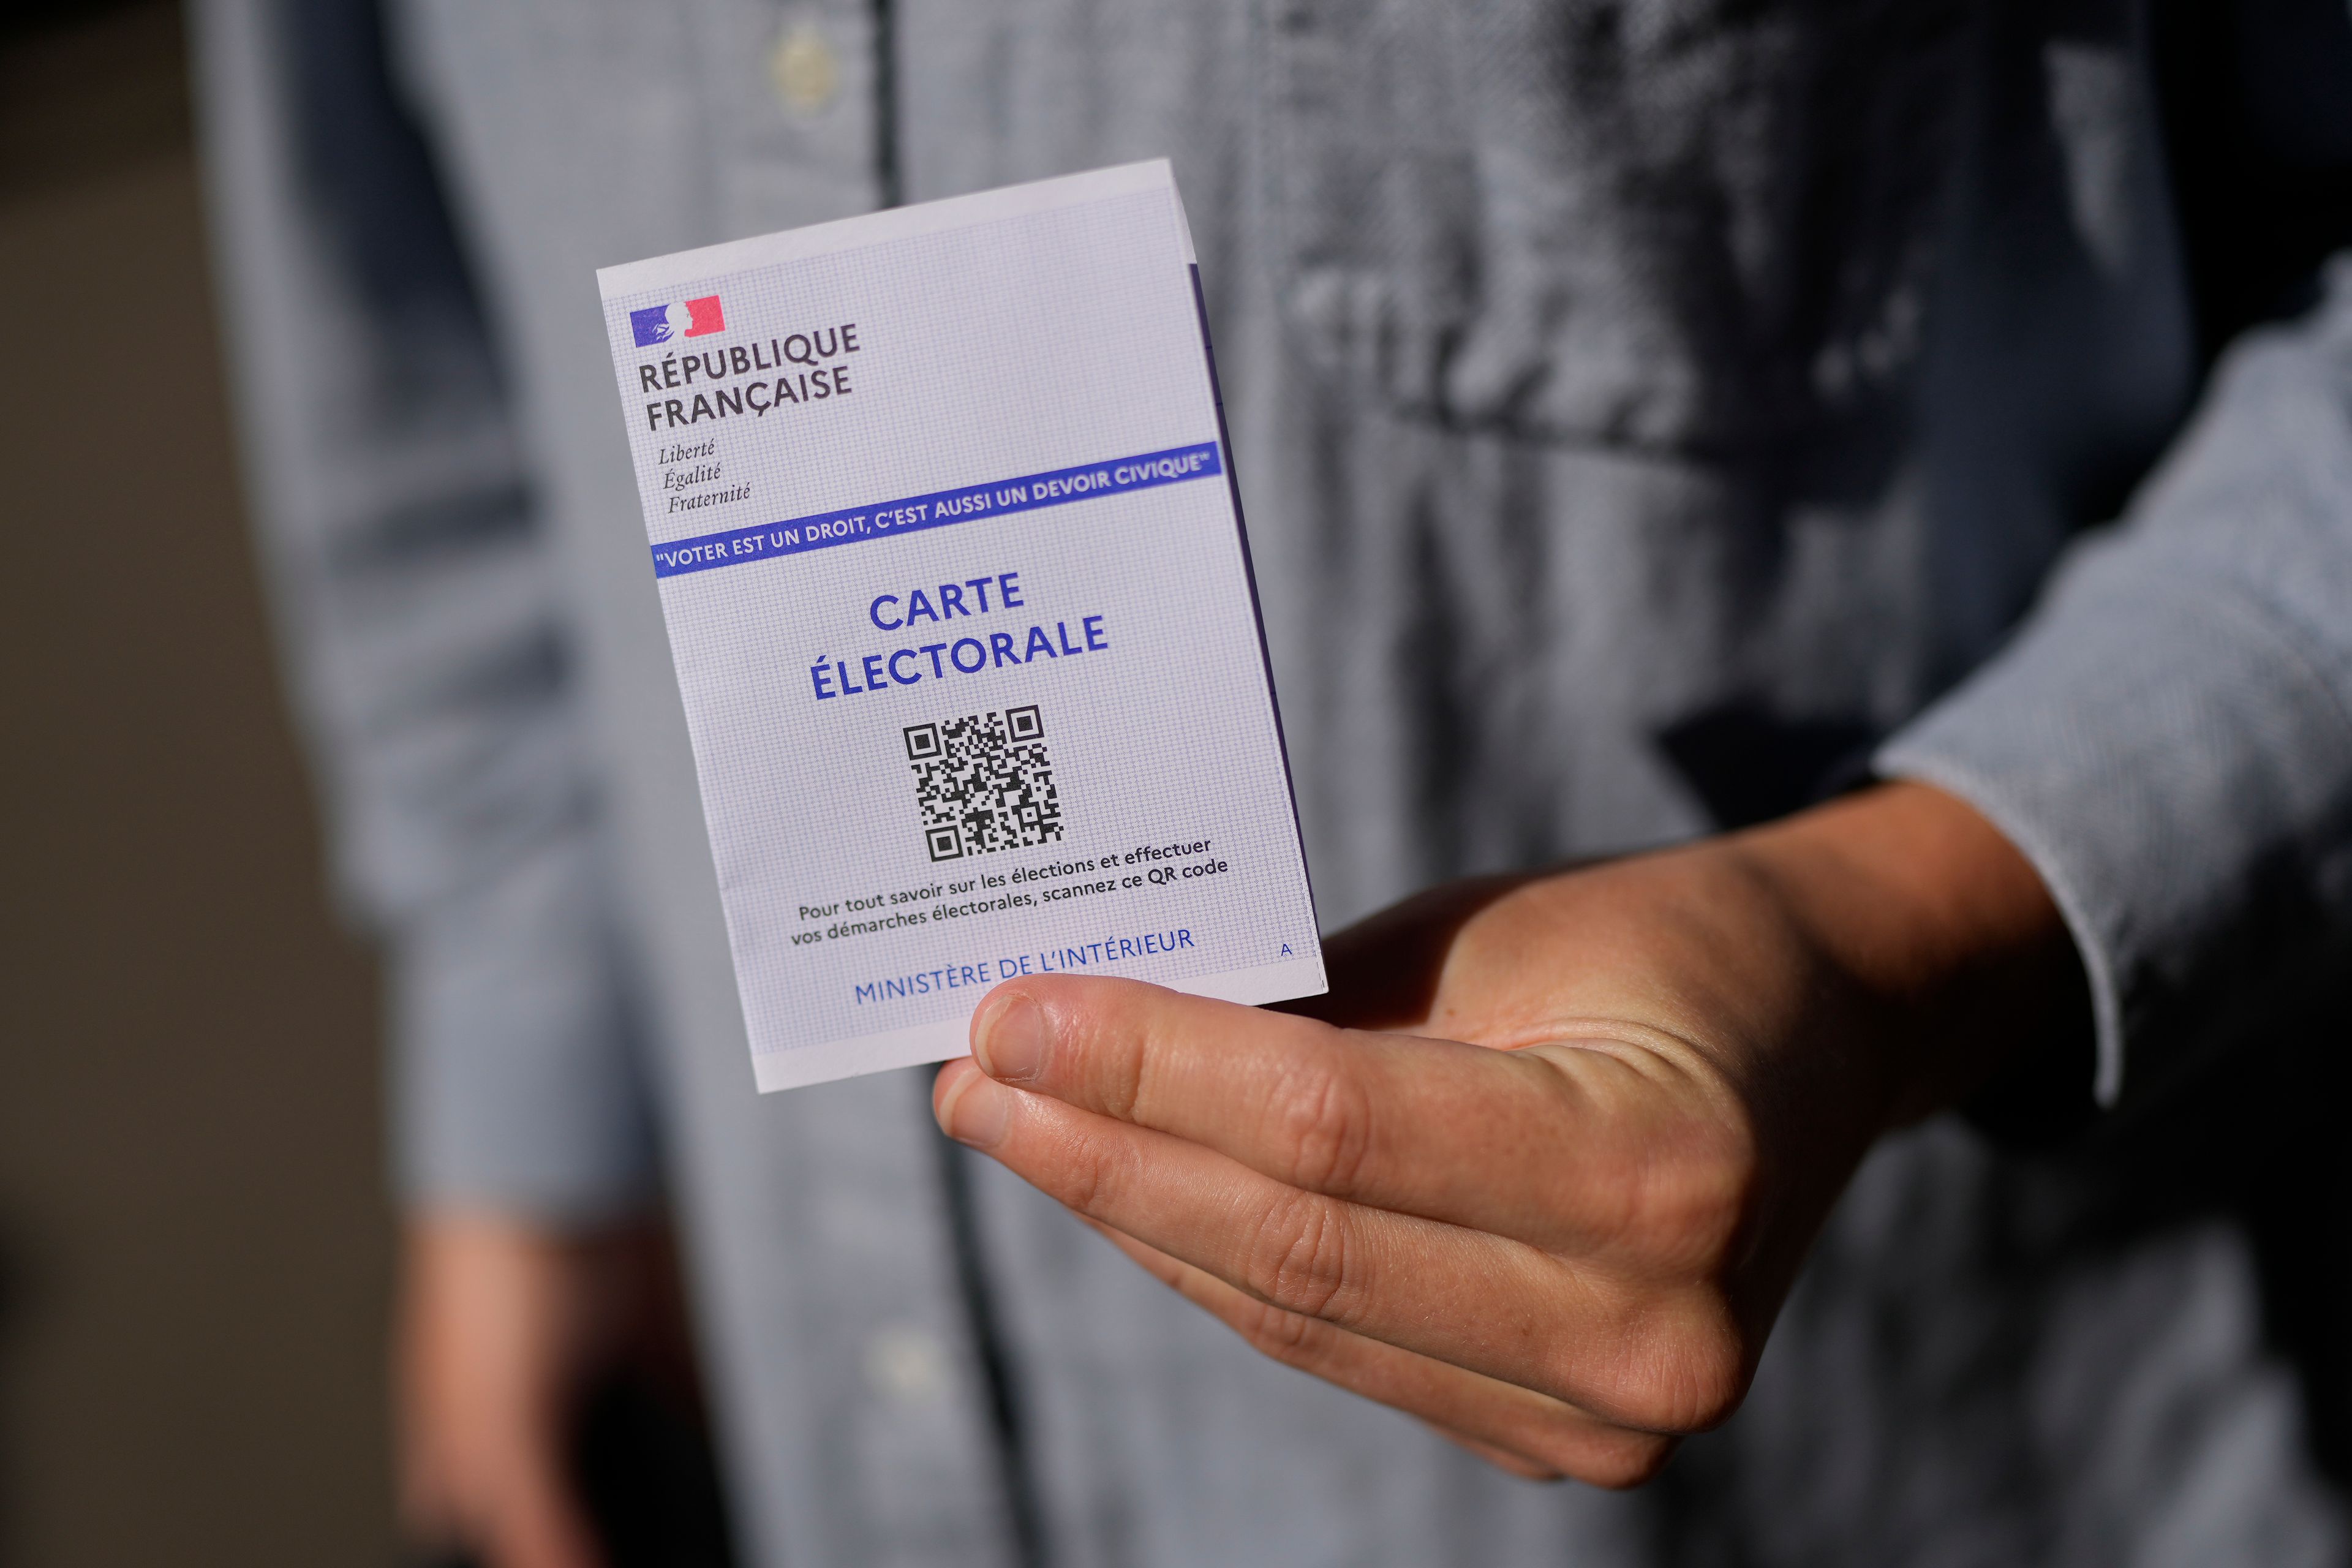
940, 1069, 1013, 1148
975, 993, 1049, 1082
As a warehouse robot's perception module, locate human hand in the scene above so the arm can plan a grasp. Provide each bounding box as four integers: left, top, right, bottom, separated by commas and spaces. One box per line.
397, 1215, 686, 1568
932, 783, 2086, 1483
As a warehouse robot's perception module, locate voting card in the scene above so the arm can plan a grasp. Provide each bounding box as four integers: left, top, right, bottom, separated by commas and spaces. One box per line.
597, 162, 1323, 1091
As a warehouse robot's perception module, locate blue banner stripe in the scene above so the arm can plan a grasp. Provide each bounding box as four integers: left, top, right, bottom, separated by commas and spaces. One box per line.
650, 442, 1223, 579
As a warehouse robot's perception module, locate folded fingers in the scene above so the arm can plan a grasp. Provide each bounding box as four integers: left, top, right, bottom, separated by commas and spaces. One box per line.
935, 1058, 1739, 1432
1084, 1220, 1677, 1489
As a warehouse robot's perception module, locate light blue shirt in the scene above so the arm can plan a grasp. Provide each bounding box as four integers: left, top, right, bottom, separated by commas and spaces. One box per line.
194, 1, 2352, 1562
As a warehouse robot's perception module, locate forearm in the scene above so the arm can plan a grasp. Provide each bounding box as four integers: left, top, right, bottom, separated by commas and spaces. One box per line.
1730, 781, 2093, 1129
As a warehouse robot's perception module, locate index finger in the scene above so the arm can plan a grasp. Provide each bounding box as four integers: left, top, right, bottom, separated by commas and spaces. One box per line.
964, 976, 1730, 1255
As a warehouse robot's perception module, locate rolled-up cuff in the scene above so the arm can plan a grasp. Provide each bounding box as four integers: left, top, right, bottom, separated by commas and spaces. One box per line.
1877, 543, 2352, 1112
388, 829, 658, 1222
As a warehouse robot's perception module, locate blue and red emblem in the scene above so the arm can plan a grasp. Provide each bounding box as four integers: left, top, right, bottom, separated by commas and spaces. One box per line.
630, 295, 726, 347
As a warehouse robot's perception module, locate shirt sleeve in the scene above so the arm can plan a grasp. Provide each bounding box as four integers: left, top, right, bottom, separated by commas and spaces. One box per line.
190, 0, 656, 1219
1879, 257, 2352, 1112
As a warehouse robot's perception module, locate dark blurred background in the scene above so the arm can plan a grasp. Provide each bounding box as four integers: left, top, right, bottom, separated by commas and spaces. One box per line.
0, 1, 401, 1562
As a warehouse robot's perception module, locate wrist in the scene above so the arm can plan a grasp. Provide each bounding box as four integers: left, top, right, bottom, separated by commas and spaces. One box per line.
1732, 782, 2092, 1126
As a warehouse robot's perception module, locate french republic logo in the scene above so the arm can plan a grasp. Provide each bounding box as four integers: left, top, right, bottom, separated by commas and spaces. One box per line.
630, 295, 725, 349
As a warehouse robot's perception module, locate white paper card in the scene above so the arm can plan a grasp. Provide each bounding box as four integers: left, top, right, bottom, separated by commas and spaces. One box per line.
597, 162, 1324, 1091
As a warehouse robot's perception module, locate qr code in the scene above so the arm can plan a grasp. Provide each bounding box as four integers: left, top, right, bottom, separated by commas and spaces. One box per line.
905, 705, 1063, 861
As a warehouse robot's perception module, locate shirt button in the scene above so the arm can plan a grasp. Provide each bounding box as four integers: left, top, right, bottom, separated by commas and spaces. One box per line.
771, 20, 840, 117
862, 1324, 952, 1404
